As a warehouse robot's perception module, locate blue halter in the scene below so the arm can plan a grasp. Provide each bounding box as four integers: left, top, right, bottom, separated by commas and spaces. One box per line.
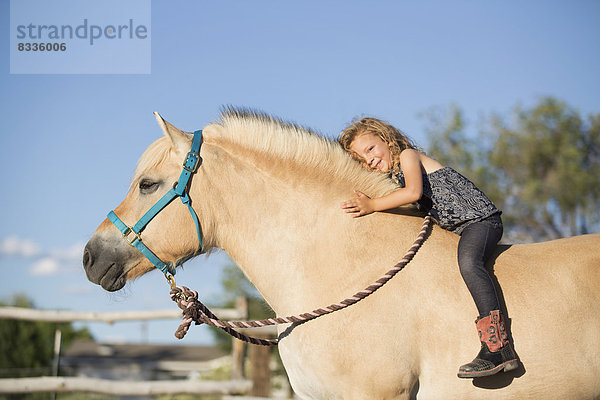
107, 130, 204, 277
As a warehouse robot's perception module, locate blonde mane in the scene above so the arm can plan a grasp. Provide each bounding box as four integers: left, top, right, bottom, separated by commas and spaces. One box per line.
131, 107, 419, 215
208, 107, 404, 200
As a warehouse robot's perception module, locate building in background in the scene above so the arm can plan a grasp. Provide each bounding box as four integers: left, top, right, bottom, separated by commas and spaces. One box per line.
61, 340, 230, 381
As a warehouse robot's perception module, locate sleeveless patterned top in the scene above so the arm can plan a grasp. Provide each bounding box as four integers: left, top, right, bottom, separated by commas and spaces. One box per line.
393, 166, 501, 235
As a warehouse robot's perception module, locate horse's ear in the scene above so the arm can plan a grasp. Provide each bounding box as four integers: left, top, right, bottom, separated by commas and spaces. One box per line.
153, 111, 191, 155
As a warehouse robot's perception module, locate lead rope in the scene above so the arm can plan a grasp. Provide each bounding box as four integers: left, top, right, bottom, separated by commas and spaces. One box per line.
170, 215, 432, 346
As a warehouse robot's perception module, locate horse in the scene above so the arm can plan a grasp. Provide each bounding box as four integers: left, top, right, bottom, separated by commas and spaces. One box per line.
83, 108, 600, 399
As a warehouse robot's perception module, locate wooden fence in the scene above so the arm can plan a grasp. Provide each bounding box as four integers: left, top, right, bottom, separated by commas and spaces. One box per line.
0, 376, 252, 396
0, 300, 278, 397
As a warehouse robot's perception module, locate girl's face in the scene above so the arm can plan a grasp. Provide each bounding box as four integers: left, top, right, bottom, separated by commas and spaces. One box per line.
349, 132, 392, 172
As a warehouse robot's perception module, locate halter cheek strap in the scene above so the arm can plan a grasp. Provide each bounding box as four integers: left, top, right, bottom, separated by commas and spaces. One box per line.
107, 130, 204, 276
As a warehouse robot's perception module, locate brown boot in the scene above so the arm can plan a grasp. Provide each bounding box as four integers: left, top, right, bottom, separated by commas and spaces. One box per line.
457, 310, 519, 378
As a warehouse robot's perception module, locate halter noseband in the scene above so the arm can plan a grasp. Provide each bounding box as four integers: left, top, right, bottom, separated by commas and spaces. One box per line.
107, 130, 204, 277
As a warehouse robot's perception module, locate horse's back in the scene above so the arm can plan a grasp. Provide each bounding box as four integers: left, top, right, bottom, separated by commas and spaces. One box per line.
498, 232, 600, 257
494, 233, 600, 288
494, 233, 600, 318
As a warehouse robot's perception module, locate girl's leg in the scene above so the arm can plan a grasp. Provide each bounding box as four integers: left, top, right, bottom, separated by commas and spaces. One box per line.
456, 216, 519, 378
456, 219, 502, 317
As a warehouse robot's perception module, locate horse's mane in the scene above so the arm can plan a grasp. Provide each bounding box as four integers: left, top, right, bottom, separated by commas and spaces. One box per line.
212, 106, 403, 200
134, 107, 420, 214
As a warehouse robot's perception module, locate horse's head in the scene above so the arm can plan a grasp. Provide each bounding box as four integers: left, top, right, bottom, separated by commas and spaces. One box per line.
83, 113, 204, 291
83, 108, 418, 293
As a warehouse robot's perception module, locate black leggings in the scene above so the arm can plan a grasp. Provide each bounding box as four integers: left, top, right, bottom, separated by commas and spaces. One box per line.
457, 214, 503, 318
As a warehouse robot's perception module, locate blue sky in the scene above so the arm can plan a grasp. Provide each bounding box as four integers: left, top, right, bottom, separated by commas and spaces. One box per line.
1, 1, 599, 346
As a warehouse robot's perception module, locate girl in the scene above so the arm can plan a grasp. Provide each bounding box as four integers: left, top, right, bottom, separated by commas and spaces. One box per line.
339, 117, 519, 379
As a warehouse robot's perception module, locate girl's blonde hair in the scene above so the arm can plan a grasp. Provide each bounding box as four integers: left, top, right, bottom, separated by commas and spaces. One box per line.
338, 117, 421, 171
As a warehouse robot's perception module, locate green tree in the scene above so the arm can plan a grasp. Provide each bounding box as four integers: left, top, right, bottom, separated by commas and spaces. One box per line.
420, 103, 476, 172
420, 97, 600, 242
211, 263, 275, 351
488, 98, 600, 239
0, 294, 92, 379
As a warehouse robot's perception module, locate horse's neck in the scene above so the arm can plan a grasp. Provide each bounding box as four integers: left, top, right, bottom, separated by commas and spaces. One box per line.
195, 141, 425, 315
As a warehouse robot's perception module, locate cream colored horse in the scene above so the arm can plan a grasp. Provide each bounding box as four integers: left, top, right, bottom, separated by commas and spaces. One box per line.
84, 109, 600, 399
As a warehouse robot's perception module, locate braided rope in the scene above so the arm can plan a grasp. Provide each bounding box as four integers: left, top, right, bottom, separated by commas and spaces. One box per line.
171, 215, 431, 346
171, 286, 278, 346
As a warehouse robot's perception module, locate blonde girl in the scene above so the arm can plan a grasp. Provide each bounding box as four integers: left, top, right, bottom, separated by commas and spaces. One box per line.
339, 117, 519, 379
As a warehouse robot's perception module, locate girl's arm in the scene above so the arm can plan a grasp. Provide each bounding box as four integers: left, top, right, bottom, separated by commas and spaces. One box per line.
341, 149, 424, 217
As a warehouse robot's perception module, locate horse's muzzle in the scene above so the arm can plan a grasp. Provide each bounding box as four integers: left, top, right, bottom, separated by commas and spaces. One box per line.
83, 234, 136, 292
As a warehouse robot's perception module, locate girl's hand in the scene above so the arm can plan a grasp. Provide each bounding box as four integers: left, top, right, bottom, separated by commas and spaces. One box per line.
341, 190, 375, 217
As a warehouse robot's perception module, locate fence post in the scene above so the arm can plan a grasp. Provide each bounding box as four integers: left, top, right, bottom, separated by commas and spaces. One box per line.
51, 329, 62, 400
231, 297, 247, 380
250, 333, 271, 397
52, 329, 62, 377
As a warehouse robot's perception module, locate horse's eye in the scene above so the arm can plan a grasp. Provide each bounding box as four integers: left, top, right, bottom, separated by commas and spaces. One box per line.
139, 179, 160, 194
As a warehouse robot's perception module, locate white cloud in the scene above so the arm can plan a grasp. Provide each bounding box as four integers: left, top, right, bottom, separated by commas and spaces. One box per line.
29, 242, 84, 276
0, 236, 41, 257
31, 257, 60, 276
1, 236, 86, 277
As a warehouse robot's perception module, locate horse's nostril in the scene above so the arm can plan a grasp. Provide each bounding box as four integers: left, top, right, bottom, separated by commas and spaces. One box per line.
83, 245, 93, 269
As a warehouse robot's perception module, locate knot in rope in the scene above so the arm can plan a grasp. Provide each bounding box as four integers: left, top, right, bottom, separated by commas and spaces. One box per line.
170, 285, 278, 346
170, 286, 203, 339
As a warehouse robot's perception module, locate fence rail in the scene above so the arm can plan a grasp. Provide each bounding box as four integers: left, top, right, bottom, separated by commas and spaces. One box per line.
0, 376, 252, 395
0, 306, 245, 323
